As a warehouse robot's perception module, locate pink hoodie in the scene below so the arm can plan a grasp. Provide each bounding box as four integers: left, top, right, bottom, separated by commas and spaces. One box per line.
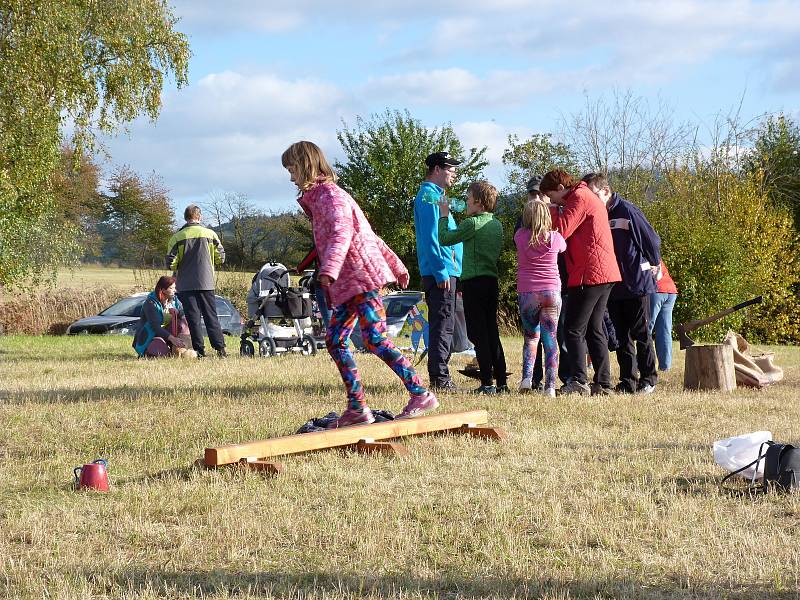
298, 181, 407, 306
515, 228, 566, 293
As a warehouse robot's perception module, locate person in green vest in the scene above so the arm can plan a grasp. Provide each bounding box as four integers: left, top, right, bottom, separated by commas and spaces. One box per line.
438, 181, 507, 394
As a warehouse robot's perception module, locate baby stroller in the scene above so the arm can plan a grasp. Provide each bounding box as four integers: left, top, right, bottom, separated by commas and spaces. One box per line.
240, 261, 317, 357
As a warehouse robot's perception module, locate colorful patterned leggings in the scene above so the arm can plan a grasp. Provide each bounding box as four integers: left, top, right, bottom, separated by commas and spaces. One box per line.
327, 289, 426, 410
519, 290, 562, 390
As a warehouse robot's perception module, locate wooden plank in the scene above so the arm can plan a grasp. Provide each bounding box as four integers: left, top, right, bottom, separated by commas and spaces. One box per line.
350, 439, 409, 457
204, 410, 488, 466
239, 459, 284, 475
453, 424, 508, 441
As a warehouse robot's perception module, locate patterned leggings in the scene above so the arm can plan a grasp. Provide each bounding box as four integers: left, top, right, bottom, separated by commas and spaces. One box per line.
519, 290, 562, 390
327, 289, 426, 410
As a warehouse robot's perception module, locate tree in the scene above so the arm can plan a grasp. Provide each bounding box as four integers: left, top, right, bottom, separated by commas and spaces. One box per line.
743, 113, 800, 230
0, 0, 189, 286
336, 110, 488, 283
50, 146, 105, 258
501, 133, 581, 195
100, 167, 174, 267
559, 90, 695, 199
204, 192, 312, 270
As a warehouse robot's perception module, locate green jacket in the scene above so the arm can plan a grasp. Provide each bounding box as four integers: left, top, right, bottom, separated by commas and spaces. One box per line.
166, 222, 225, 292
438, 212, 503, 280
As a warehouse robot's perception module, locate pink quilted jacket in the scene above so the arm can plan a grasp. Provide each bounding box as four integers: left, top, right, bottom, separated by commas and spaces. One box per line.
551, 181, 621, 288
298, 181, 408, 306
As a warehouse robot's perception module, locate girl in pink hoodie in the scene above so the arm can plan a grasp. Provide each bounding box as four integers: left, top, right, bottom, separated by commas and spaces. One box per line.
515, 199, 566, 397
281, 141, 438, 428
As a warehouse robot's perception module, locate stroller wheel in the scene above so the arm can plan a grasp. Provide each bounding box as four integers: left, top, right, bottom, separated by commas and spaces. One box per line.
240, 340, 255, 357
259, 338, 277, 357
300, 334, 317, 356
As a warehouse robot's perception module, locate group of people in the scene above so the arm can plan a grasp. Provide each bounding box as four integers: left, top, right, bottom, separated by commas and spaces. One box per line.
135, 140, 679, 430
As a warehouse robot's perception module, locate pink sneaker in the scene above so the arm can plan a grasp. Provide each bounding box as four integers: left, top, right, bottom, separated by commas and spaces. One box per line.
326, 407, 375, 429
397, 391, 439, 419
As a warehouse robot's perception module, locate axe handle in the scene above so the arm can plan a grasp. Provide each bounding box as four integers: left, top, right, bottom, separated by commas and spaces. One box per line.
681, 296, 762, 333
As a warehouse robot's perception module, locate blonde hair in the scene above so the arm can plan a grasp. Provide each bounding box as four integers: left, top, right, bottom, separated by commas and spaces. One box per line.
281, 141, 337, 192
467, 180, 498, 212
522, 200, 553, 246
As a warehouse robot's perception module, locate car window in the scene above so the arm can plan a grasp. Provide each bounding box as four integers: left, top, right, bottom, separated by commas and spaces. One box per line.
100, 296, 145, 317
215, 298, 231, 317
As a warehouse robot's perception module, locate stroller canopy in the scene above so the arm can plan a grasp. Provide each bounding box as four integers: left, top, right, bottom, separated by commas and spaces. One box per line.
246, 261, 290, 319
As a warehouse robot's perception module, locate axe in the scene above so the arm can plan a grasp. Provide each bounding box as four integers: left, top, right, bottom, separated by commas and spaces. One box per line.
677, 296, 762, 349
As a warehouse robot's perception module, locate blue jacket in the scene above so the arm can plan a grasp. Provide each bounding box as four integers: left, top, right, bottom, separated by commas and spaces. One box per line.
413, 181, 463, 282
607, 193, 661, 299
132, 293, 184, 356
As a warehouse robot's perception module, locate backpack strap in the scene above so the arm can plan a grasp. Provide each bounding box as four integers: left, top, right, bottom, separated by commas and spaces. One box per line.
720, 441, 772, 494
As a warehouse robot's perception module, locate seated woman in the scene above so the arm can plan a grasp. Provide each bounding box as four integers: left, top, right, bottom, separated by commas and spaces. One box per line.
132, 275, 192, 358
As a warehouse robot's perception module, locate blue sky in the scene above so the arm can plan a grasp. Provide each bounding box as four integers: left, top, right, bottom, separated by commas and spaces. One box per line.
100, 0, 800, 215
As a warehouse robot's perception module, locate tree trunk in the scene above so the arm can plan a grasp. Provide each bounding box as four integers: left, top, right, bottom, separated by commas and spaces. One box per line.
683, 344, 737, 392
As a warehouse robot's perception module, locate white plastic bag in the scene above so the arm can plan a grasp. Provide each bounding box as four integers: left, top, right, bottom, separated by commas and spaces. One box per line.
713, 431, 772, 480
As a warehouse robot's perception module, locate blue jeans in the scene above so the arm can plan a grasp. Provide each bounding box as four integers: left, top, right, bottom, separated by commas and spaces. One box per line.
649, 292, 677, 370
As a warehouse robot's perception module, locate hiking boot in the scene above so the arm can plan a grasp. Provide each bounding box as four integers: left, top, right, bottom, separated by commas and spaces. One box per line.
542, 387, 556, 398
397, 391, 439, 419
637, 384, 656, 395
326, 407, 375, 429
614, 382, 635, 394
519, 377, 533, 393
496, 384, 511, 394
471, 385, 497, 395
590, 383, 615, 396
558, 381, 591, 396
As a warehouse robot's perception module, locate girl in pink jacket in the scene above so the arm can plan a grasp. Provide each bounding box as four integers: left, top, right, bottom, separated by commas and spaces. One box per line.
281, 141, 438, 427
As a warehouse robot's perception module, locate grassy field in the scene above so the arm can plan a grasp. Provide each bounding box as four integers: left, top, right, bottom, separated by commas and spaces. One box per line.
53, 265, 252, 291
1, 335, 799, 599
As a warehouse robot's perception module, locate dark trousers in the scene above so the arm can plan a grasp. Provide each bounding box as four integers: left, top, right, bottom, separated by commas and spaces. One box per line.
462, 276, 507, 387
178, 290, 226, 355
608, 294, 658, 391
422, 275, 456, 387
533, 291, 571, 385
564, 283, 613, 388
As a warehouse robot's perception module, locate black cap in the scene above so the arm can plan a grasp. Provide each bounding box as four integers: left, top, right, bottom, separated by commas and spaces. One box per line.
526, 176, 542, 193
425, 151, 462, 169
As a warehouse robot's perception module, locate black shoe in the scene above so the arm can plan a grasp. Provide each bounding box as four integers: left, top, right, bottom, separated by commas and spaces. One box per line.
613, 382, 635, 394
591, 383, 615, 396
216, 348, 228, 358
471, 385, 497, 395
431, 380, 458, 392
196, 351, 206, 359
496, 384, 511, 394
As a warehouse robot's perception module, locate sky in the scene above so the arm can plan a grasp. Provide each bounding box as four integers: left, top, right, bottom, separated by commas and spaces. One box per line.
99, 0, 800, 216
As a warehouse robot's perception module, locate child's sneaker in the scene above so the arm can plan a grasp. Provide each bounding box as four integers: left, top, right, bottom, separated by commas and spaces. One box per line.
326, 407, 375, 429
397, 391, 439, 419
519, 377, 532, 393
471, 384, 497, 395
543, 387, 556, 398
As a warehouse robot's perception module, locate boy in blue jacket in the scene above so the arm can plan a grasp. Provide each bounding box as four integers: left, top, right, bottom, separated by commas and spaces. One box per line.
583, 173, 661, 394
414, 151, 464, 390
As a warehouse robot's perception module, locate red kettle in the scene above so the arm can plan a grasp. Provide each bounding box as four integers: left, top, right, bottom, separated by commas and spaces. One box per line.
73, 459, 109, 492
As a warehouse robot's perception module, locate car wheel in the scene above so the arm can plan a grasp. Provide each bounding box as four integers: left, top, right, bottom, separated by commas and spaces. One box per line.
259, 338, 277, 357
240, 340, 255, 357
300, 334, 317, 356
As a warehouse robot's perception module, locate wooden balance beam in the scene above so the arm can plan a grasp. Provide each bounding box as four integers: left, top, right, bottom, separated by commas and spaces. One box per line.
203, 410, 505, 468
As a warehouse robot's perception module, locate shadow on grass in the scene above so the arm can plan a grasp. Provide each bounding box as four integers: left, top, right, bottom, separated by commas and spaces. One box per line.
1, 381, 352, 405
57, 568, 797, 599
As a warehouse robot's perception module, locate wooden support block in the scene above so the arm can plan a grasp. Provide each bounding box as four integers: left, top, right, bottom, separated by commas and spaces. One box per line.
204, 410, 489, 466
453, 424, 508, 441
239, 458, 284, 475
351, 439, 409, 457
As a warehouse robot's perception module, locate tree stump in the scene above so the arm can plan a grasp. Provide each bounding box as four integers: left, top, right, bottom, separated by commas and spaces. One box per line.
684, 344, 736, 392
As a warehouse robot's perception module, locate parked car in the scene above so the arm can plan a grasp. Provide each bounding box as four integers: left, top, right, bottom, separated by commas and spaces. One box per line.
349, 290, 424, 348
66, 292, 244, 336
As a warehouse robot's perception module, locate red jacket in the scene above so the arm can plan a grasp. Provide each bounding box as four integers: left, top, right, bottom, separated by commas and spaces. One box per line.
551, 182, 621, 288
657, 259, 678, 294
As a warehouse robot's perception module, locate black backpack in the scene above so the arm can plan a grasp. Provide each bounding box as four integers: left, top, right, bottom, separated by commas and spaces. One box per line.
721, 441, 800, 494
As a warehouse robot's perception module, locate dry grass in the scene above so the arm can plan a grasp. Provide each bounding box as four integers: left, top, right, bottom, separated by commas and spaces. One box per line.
0, 335, 799, 599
